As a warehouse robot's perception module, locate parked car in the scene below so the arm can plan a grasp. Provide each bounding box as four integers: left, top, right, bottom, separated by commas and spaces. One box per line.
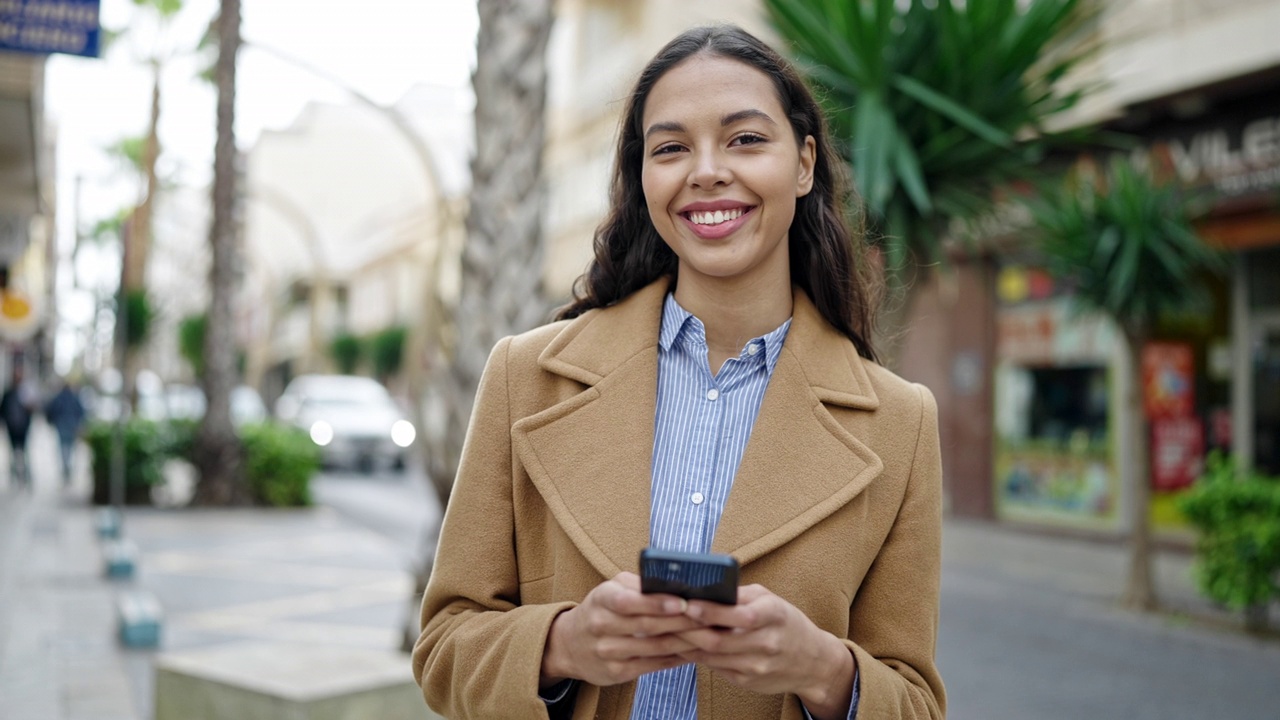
274, 374, 415, 472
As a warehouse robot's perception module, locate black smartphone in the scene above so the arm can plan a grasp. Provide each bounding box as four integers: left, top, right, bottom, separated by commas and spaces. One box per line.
639, 548, 739, 605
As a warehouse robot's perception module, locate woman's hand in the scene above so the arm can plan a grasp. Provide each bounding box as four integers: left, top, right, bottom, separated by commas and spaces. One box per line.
675, 584, 857, 720
541, 572, 703, 689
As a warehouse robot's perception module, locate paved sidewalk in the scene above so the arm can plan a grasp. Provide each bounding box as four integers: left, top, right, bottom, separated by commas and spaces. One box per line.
1, 421, 1274, 720
0, 424, 431, 720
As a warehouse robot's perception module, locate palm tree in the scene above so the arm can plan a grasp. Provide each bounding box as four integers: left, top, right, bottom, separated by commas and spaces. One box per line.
191, 0, 250, 506
762, 0, 1098, 359
404, 0, 555, 650
1026, 158, 1227, 610
114, 0, 185, 403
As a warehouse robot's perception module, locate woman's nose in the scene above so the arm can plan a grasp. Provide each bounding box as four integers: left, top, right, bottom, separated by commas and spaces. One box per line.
687, 149, 731, 188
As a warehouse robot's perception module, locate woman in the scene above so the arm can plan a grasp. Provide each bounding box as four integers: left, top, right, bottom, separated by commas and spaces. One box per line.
414, 24, 945, 720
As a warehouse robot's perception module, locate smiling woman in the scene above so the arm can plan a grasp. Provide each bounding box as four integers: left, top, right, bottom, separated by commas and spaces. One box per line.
413, 24, 945, 720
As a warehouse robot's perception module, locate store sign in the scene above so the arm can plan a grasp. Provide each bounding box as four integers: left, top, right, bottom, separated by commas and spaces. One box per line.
1130, 111, 1280, 200
1142, 342, 1195, 420
997, 297, 1117, 364
0, 0, 101, 58
1151, 417, 1204, 491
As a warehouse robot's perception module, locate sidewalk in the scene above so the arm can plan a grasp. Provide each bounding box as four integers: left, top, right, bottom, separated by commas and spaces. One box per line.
0, 422, 1272, 720
0, 423, 432, 720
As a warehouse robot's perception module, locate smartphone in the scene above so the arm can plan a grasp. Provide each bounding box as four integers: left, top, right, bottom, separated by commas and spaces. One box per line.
639, 548, 739, 605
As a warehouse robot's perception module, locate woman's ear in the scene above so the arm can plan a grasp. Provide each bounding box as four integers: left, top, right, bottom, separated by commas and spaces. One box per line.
796, 135, 816, 198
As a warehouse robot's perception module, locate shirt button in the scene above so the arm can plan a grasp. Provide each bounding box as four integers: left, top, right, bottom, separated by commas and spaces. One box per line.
691, 492, 705, 505
706, 389, 719, 401
747, 343, 760, 356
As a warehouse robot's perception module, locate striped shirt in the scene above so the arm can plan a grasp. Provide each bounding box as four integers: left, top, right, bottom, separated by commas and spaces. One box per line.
630, 293, 790, 720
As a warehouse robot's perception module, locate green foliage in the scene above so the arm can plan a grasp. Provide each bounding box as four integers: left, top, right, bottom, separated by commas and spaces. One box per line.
330, 333, 363, 374
165, 417, 199, 462
1027, 158, 1229, 334
90, 209, 131, 244
763, 0, 1099, 276
84, 419, 169, 505
123, 289, 153, 348
132, 0, 183, 18
367, 325, 407, 379
86, 418, 318, 507
240, 423, 320, 507
178, 313, 207, 377
106, 136, 147, 172
1179, 453, 1280, 610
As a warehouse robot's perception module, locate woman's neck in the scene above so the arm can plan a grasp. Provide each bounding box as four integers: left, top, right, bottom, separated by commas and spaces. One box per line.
673, 273, 793, 373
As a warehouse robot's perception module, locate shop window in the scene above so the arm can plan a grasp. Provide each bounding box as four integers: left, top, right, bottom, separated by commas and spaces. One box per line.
995, 362, 1116, 526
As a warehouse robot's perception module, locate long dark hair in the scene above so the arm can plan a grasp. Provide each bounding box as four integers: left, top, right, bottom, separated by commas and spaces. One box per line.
556, 24, 879, 362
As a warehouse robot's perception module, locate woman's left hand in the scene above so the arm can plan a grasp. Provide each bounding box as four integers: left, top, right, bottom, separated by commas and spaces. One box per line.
675, 584, 856, 719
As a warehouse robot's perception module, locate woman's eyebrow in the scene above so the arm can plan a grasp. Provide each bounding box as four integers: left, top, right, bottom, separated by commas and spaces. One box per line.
644, 109, 778, 141
721, 108, 777, 127
645, 121, 685, 140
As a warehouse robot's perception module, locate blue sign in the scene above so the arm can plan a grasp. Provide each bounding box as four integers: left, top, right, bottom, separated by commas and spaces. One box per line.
0, 0, 101, 58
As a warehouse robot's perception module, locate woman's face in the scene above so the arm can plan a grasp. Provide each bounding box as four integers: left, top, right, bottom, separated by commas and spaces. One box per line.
641, 54, 815, 293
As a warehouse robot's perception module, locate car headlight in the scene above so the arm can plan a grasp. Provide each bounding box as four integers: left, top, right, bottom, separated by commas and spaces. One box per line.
310, 421, 334, 447
391, 419, 416, 448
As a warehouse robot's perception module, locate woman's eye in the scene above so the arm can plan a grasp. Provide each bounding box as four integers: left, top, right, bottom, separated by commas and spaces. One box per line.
652, 144, 684, 156
732, 133, 766, 146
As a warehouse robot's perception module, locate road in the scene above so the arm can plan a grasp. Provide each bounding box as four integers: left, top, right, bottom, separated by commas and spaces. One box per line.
314, 470, 1280, 720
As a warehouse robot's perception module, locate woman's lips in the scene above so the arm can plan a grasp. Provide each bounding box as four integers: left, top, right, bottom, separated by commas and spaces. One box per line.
679, 206, 755, 240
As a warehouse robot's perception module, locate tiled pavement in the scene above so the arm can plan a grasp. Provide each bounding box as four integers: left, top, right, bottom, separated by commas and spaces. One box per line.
0, 423, 428, 720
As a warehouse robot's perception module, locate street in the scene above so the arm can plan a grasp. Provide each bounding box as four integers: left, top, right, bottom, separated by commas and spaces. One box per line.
315, 469, 1280, 720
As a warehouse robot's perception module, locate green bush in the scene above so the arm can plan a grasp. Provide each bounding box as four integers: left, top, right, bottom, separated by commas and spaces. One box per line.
178, 313, 207, 377
164, 417, 199, 462
240, 422, 320, 507
123, 289, 153, 348
85, 419, 168, 505
330, 333, 362, 374
1178, 452, 1280, 612
367, 325, 407, 380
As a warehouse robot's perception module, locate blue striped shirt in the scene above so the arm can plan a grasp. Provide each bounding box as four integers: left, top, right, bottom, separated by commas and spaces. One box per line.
630, 294, 790, 720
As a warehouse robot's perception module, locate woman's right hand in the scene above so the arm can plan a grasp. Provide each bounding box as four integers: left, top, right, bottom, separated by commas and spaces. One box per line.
540, 571, 702, 688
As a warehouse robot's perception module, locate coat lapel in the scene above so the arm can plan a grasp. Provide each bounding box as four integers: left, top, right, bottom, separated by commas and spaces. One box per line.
711, 289, 883, 566
511, 280, 887, 578
510, 282, 669, 581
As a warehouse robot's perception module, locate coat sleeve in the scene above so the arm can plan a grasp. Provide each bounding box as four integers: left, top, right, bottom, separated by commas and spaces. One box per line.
844, 384, 946, 720
412, 337, 576, 719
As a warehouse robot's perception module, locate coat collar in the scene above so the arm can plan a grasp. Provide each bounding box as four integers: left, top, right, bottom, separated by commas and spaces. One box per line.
511, 278, 883, 580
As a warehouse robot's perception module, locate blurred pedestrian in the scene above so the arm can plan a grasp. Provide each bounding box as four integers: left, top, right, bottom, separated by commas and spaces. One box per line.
1, 363, 38, 488
413, 24, 944, 720
44, 377, 87, 485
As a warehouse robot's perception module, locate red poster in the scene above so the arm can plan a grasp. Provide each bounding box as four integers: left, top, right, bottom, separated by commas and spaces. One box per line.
1142, 342, 1194, 420
1151, 417, 1204, 491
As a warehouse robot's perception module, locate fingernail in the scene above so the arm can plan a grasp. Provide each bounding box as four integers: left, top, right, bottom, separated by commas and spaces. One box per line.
664, 599, 683, 614
686, 603, 702, 619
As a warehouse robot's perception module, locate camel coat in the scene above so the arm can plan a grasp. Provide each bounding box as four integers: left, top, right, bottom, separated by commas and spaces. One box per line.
413, 280, 945, 720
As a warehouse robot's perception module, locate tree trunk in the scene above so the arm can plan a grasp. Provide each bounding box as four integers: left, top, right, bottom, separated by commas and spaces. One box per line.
403, 0, 555, 652
1122, 327, 1157, 611
192, 0, 250, 506
119, 69, 162, 408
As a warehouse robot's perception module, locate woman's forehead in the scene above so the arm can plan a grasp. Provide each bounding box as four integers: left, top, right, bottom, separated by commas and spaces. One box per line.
641, 54, 785, 129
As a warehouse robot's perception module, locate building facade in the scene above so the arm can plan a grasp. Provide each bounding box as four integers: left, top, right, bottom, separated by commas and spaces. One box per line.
540, 0, 1280, 537
0, 50, 53, 383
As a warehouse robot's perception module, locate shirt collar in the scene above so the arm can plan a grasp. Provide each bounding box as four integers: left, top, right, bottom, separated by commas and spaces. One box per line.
658, 293, 791, 376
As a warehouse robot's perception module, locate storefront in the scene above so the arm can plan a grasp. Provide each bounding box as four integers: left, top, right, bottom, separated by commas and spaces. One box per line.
987, 80, 1280, 535
991, 265, 1123, 530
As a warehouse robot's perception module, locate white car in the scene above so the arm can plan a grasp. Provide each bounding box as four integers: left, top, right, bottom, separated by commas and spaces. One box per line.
275, 374, 415, 472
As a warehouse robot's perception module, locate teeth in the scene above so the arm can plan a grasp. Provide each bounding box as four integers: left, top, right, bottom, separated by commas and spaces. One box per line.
688, 207, 747, 225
